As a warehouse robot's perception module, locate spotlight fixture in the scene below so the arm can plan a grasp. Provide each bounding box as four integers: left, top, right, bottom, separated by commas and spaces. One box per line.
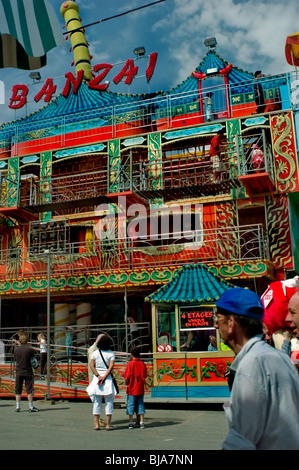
133, 46, 146, 57
204, 37, 217, 49
29, 72, 41, 82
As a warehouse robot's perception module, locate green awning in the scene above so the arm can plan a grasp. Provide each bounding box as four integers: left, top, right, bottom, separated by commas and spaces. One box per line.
145, 263, 236, 304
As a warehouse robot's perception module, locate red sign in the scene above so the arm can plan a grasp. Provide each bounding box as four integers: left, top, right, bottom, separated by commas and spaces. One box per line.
180, 307, 214, 330
8, 53, 158, 110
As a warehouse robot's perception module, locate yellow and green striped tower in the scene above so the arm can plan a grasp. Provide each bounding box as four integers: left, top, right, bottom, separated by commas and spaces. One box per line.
60, 1, 92, 81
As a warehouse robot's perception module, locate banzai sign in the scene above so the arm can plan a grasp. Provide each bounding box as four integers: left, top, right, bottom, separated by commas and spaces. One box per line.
8, 52, 158, 110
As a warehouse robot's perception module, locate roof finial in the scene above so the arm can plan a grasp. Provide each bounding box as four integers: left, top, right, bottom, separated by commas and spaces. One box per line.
60, 1, 92, 81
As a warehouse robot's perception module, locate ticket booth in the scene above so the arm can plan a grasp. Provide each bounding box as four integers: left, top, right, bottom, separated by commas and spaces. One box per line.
145, 264, 235, 400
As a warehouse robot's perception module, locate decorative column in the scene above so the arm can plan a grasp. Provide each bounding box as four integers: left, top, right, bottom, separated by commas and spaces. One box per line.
76, 302, 92, 353
54, 303, 70, 357
192, 72, 206, 124
108, 139, 121, 193
147, 132, 163, 208
40, 151, 52, 222
7, 157, 19, 207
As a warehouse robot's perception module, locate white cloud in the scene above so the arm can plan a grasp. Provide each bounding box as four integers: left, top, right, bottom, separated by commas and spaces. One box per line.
0, 0, 297, 124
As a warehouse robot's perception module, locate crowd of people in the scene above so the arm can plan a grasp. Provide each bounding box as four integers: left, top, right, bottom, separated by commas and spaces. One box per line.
11, 285, 299, 448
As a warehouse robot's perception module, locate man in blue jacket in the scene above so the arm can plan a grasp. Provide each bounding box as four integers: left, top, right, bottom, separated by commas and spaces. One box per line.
215, 287, 299, 450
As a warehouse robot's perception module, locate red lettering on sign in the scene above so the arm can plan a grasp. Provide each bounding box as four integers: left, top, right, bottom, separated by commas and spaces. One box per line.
146, 52, 158, 82
34, 78, 57, 103
89, 63, 113, 91
7, 53, 158, 109
62, 70, 84, 98
9, 84, 28, 109
113, 59, 138, 85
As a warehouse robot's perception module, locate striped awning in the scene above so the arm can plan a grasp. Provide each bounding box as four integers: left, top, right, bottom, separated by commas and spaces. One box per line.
0, 0, 65, 69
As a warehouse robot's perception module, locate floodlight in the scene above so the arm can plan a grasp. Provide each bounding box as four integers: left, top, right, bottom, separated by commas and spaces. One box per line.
133, 46, 146, 57
204, 37, 217, 49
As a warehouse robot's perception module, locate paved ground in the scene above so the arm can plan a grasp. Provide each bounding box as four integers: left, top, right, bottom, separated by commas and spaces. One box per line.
0, 398, 228, 453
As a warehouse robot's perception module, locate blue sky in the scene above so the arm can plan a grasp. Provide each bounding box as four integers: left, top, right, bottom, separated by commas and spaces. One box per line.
0, 0, 298, 124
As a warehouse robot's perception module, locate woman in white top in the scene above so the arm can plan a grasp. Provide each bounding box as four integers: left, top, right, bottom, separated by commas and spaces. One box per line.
37, 333, 47, 379
87, 334, 116, 430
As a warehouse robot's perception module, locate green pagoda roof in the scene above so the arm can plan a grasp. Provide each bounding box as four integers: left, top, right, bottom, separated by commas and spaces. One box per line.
145, 263, 236, 304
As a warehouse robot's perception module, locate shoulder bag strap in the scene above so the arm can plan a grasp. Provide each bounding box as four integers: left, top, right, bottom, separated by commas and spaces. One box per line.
99, 349, 115, 380
98, 349, 109, 369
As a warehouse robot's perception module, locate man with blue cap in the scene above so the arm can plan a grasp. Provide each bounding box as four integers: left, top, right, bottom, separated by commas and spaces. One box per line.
215, 287, 299, 450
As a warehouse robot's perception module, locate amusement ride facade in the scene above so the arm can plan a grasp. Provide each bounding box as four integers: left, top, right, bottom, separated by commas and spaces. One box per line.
0, 1, 298, 399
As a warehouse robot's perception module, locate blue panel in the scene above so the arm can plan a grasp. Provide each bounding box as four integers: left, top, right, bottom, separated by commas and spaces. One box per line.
151, 386, 230, 399
280, 85, 291, 110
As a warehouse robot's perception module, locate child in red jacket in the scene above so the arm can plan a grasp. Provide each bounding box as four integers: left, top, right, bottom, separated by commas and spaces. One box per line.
123, 346, 147, 429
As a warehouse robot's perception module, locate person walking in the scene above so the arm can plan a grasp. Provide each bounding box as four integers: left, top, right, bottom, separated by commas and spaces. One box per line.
14, 334, 39, 413
87, 334, 116, 431
123, 346, 147, 429
214, 287, 299, 450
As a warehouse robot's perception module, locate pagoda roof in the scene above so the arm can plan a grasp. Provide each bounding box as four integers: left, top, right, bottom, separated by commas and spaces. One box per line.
145, 263, 236, 304
1, 50, 286, 133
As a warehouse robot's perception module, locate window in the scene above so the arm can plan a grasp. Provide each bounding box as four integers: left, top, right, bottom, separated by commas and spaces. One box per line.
179, 306, 218, 352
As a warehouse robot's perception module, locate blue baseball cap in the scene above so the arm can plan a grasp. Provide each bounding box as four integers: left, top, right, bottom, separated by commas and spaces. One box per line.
216, 287, 264, 320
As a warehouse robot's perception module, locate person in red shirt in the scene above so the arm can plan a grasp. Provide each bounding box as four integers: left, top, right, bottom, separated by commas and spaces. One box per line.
123, 346, 147, 429
209, 128, 227, 181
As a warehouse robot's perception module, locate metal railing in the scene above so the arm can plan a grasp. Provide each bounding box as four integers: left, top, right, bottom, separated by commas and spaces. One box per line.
1, 322, 151, 360
0, 224, 269, 280
236, 130, 275, 181
13, 145, 275, 209
0, 323, 151, 388
17, 154, 232, 208
0, 71, 293, 157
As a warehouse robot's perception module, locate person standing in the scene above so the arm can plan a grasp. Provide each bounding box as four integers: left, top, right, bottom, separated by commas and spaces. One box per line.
214, 287, 299, 450
123, 346, 147, 429
14, 335, 39, 412
250, 144, 264, 171
209, 129, 227, 181
37, 333, 47, 380
87, 334, 116, 430
253, 71, 266, 114
204, 92, 213, 122
287, 291, 299, 339
286, 292, 299, 371
86, 333, 107, 428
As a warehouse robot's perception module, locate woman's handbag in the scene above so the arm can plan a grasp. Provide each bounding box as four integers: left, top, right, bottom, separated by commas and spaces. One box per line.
98, 349, 119, 394
31, 356, 39, 369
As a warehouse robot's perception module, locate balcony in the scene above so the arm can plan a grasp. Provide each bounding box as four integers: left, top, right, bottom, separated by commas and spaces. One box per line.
15, 154, 239, 213
0, 224, 269, 281
236, 130, 275, 201
0, 134, 277, 213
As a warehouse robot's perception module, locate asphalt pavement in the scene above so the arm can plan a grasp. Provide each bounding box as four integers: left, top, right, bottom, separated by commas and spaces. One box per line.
0, 398, 228, 454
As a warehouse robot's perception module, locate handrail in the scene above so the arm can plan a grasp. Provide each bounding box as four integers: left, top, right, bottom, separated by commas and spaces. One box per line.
0, 322, 151, 359
0, 224, 269, 280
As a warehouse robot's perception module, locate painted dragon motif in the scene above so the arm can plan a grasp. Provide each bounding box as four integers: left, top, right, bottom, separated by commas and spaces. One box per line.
273, 114, 296, 190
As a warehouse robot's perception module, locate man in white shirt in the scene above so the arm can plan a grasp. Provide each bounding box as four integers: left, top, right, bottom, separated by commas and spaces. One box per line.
215, 287, 299, 450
